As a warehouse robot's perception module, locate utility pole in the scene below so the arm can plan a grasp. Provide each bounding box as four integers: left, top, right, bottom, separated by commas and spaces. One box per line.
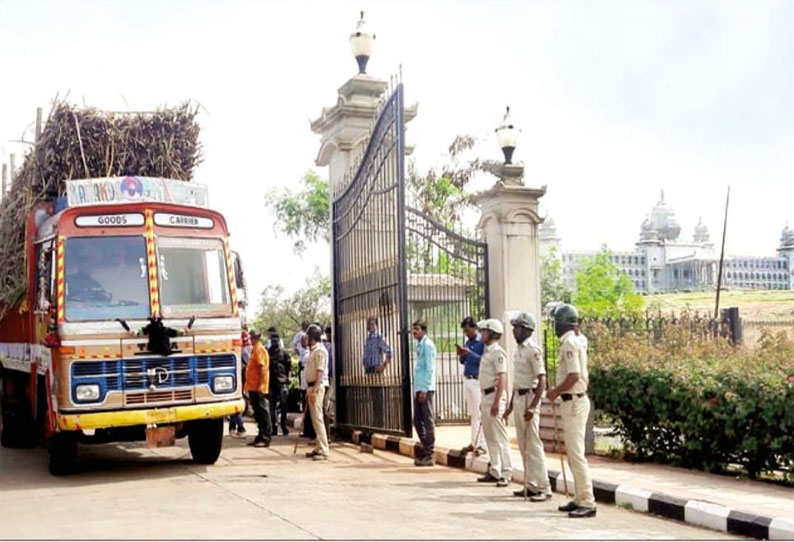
714, 186, 731, 319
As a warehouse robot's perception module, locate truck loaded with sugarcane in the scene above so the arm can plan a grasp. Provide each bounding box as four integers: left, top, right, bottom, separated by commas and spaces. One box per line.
0, 103, 248, 474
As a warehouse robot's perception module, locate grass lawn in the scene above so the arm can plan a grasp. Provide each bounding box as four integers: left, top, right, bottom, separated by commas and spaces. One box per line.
643, 289, 794, 321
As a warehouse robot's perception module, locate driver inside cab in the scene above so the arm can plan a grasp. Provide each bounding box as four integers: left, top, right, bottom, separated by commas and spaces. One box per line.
66, 256, 111, 302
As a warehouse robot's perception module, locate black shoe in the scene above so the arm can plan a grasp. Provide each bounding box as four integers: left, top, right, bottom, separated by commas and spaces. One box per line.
558, 501, 578, 512
569, 507, 597, 518
477, 473, 498, 483
513, 488, 540, 497
282, 427, 289, 436
495, 478, 510, 488
414, 456, 435, 467
460, 444, 474, 453
305, 450, 320, 458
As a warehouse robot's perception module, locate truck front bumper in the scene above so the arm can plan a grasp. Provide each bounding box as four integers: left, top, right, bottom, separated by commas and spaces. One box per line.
57, 399, 245, 431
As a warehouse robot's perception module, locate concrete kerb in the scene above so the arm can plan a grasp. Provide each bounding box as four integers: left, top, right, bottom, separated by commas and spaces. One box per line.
284, 413, 793, 540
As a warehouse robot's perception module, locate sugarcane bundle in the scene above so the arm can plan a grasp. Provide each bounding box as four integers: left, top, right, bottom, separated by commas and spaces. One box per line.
0, 100, 203, 316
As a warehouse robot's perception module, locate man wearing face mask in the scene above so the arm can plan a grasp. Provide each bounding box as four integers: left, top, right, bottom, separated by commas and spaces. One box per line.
546, 303, 596, 518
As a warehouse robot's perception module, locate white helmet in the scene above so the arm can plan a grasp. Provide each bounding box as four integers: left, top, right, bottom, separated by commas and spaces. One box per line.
477, 318, 504, 335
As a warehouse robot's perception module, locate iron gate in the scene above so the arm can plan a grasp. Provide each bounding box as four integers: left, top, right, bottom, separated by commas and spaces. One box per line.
332, 83, 412, 436
332, 83, 489, 436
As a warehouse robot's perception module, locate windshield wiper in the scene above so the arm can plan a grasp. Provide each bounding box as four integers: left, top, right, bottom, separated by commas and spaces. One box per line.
115, 318, 130, 332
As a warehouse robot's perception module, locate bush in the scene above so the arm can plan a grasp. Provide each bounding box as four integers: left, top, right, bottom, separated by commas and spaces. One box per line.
589, 320, 794, 478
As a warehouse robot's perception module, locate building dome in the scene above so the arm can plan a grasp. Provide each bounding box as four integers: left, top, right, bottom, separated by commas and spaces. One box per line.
639, 215, 658, 242
694, 217, 710, 244
781, 223, 794, 248
649, 190, 681, 241
539, 217, 558, 239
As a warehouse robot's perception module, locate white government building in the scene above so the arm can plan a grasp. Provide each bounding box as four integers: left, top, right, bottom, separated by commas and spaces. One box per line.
541, 191, 794, 294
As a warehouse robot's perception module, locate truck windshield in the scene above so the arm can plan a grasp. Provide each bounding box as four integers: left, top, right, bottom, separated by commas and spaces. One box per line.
157, 237, 231, 318
64, 236, 150, 321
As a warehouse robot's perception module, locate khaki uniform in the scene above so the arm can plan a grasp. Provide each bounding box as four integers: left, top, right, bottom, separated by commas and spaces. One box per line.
512, 337, 550, 494
306, 343, 330, 457
479, 342, 512, 479
556, 330, 594, 508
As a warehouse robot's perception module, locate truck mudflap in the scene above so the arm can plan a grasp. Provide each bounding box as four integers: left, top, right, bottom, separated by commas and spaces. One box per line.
57, 399, 244, 431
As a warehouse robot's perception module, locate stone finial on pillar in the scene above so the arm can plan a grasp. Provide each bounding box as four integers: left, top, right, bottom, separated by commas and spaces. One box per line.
349, 11, 375, 74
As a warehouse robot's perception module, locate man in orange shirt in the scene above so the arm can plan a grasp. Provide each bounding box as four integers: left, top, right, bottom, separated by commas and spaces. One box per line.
245, 329, 272, 447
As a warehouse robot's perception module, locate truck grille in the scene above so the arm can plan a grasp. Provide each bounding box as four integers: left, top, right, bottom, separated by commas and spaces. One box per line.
70, 354, 236, 405
126, 389, 194, 405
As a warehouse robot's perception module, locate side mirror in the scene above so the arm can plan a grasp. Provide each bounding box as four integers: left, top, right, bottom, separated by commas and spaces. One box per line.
232, 251, 247, 291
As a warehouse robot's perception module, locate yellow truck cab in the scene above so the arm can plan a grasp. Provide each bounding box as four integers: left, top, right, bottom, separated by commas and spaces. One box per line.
0, 176, 245, 474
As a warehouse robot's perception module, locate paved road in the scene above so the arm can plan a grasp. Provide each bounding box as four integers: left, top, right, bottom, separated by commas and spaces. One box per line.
0, 435, 736, 539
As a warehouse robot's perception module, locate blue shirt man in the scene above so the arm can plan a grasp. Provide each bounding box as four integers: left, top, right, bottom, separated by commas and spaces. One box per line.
412, 320, 437, 467
413, 332, 437, 393
363, 317, 393, 373
458, 331, 484, 378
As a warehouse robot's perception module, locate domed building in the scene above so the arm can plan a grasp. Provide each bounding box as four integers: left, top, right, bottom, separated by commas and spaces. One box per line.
552, 191, 794, 294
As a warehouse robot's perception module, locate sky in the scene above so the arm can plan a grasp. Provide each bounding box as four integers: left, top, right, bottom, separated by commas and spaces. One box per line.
1, 0, 793, 303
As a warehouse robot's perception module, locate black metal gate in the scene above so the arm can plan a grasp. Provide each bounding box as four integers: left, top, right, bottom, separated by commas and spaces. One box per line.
332, 83, 412, 436
332, 83, 489, 436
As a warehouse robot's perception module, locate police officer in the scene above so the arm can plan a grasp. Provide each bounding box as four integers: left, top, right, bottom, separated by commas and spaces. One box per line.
505, 312, 552, 501
304, 324, 330, 461
546, 303, 596, 518
475, 318, 512, 487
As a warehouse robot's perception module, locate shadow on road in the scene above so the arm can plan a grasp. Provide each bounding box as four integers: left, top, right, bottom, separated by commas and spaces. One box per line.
0, 443, 208, 491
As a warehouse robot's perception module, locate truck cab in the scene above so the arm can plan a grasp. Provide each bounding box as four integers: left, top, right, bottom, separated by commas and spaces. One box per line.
0, 177, 245, 474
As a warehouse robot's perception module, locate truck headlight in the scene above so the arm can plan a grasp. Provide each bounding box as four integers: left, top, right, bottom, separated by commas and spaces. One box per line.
213, 375, 235, 393
75, 384, 101, 402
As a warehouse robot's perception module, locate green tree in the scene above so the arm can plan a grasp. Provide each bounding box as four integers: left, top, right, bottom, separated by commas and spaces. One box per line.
541, 246, 570, 307
251, 269, 331, 336
406, 135, 494, 229
574, 248, 644, 317
265, 170, 330, 254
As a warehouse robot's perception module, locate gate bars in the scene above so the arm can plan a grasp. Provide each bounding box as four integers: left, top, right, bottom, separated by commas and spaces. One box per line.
332, 82, 489, 435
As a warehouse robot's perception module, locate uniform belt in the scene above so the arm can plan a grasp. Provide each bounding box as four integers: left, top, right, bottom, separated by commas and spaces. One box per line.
482, 386, 495, 395
561, 393, 585, 401
517, 387, 538, 396
464, 374, 478, 380
307, 381, 316, 386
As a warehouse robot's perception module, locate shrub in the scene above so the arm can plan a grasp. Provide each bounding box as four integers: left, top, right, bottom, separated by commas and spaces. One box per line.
588, 320, 794, 478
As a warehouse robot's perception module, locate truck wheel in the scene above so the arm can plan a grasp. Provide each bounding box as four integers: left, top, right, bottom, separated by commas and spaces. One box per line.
48, 431, 78, 476
187, 418, 224, 464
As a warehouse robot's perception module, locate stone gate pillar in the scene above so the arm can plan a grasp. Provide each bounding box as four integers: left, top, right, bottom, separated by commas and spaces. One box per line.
476, 168, 546, 384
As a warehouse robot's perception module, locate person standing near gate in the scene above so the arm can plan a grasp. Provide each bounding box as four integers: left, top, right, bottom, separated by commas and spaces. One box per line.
363, 316, 392, 428
267, 327, 291, 437
304, 324, 330, 460
412, 320, 436, 467
245, 330, 272, 448
505, 312, 552, 501
457, 316, 487, 455
476, 318, 512, 487
546, 303, 596, 518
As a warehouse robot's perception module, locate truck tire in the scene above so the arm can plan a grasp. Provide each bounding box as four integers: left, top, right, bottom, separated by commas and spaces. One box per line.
48, 431, 78, 476
0, 371, 35, 448
187, 418, 224, 464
